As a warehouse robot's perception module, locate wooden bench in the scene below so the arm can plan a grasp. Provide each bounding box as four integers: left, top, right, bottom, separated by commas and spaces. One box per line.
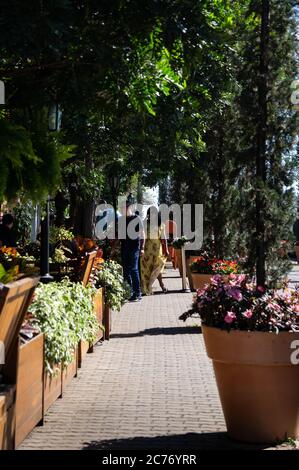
0, 276, 39, 449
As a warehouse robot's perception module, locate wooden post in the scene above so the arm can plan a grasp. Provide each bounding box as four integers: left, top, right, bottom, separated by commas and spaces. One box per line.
181, 245, 190, 293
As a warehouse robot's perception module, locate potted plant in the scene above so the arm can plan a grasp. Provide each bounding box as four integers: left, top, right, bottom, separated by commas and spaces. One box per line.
172, 237, 189, 275
92, 260, 130, 340
181, 274, 299, 443
189, 254, 239, 290
0, 247, 37, 280
29, 279, 100, 409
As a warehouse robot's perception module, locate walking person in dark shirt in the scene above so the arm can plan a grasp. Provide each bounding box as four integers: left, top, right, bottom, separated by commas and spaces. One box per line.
111, 197, 145, 302
0, 213, 17, 248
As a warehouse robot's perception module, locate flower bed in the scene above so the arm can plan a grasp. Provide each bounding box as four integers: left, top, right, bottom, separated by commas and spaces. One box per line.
189, 256, 239, 275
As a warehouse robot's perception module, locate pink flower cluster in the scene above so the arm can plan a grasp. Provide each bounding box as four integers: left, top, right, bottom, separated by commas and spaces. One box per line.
180, 274, 299, 332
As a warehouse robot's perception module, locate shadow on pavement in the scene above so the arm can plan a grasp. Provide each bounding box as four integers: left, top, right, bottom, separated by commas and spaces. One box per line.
110, 326, 201, 339
153, 289, 192, 294
82, 432, 266, 450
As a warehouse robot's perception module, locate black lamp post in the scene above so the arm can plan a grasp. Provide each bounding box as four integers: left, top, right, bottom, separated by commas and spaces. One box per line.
40, 103, 62, 283
40, 195, 53, 283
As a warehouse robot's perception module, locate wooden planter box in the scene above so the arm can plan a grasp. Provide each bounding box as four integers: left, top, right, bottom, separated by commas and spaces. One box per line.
43, 365, 62, 413
61, 349, 78, 394
0, 276, 40, 449
79, 287, 105, 361
91, 288, 104, 347
0, 386, 15, 450
78, 340, 90, 368
103, 304, 111, 341
15, 333, 44, 447
0, 395, 6, 450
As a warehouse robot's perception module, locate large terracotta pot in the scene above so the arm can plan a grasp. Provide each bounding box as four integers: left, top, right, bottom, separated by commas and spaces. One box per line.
190, 273, 229, 290
202, 324, 299, 443
186, 256, 199, 291
189, 273, 214, 290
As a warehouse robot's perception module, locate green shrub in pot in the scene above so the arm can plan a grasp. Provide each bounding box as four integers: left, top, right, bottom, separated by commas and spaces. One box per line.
172, 237, 189, 249
93, 260, 130, 311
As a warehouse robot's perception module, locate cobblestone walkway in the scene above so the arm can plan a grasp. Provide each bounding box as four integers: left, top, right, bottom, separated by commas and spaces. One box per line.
20, 265, 298, 450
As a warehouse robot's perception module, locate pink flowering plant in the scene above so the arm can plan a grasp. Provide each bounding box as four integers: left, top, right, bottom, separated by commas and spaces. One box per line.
180, 274, 299, 333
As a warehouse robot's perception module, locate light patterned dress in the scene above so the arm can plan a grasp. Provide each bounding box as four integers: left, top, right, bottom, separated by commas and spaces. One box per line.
140, 223, 167, 295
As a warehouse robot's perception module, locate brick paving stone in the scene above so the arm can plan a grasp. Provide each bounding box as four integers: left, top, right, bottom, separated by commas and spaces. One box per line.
19, 264, 298, 450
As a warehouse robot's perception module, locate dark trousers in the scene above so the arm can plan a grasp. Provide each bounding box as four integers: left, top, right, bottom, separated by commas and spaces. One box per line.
121, 249, 141, 298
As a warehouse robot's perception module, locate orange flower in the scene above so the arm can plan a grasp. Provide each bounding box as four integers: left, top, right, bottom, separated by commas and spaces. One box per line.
94, 258, 104, 269
84, 239, 96, 250
0, 246, 19, 257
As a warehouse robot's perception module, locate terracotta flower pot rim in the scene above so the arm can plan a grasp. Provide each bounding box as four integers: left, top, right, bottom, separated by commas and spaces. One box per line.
202, 324, 299, 366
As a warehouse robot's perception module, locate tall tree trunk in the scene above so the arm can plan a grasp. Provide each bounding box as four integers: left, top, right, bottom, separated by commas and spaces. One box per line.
213, 127, 225, 259
69, 185, 81, 233
81, 198, 95, 238
81, 148, 95, 239
54, 191, 68, 227
256, 0, 270, 287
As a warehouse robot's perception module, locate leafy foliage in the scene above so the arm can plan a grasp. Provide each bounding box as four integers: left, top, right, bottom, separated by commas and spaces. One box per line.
29, 279, 100, 373
93, 260, 130, 311
0, 119, 39, 201
0, 263, 18, 284
180, 274, 299, 333
49, 226, 74, 245
12, 200, 35, 245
